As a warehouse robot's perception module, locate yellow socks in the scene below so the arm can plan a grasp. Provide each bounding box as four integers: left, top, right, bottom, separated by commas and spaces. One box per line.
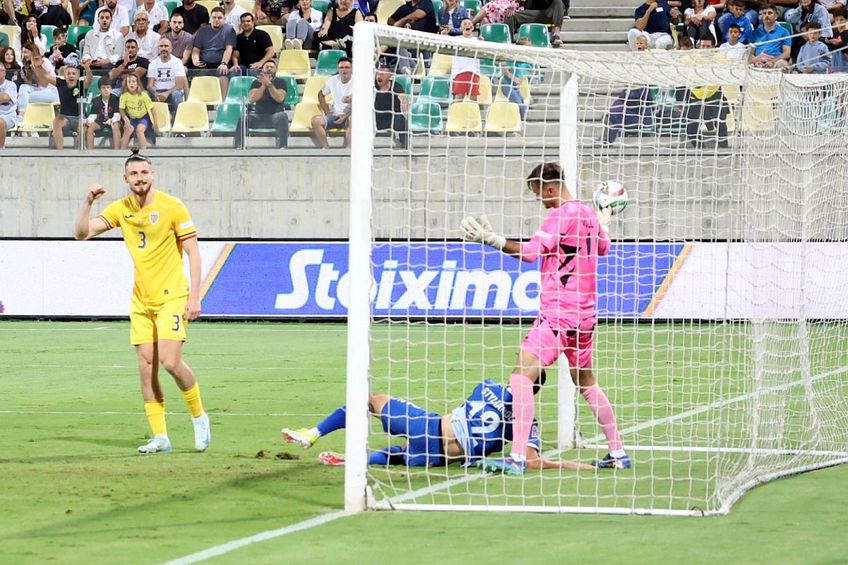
144, 401, 167, 436
181, 383, 205, 418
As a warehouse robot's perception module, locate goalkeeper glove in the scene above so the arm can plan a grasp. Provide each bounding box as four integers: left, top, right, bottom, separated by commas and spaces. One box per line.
597, 207, 612, 234
460, 215, 507, 250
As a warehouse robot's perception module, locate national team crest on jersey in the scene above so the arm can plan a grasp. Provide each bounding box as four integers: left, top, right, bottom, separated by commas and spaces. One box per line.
149, 211, 160, 224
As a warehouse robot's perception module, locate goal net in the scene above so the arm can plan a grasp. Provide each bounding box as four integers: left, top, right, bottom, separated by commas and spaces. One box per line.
344, 22, 848, 516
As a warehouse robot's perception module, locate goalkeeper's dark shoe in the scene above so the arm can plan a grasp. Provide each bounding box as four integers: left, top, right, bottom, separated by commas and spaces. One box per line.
476, 457, 526, 476
592, 453, 632, 469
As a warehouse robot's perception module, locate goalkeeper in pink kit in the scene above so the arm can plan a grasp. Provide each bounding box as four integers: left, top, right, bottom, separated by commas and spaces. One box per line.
460, 162, 630, 475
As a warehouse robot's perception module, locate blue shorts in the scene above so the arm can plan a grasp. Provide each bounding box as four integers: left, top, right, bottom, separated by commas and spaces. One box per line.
324, 114, 350, 130
129, 116, 152, 129
380, 398, 444, 467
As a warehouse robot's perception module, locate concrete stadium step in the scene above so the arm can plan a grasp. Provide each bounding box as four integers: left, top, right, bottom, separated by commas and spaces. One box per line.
560, 30, 628, 44
569, 6, 636, 18
561, 18, 633, 32
572, 0, 641, 8
561, 42, 629, 51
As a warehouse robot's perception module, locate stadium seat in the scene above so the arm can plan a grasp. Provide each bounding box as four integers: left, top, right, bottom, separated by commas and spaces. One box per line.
211, 102, 243, 134
196, 0, 220, 13
315, 49, 345, 76
410, 101, 443, 133
301, 76, 329, 103
42, 25, 57, 49
432, 0, 443, 15
257, 25, 284, 54
235, 0, 254, 11
86, 76, 102, 101
376, 0, 403, 23
278, 75, 301, 106
778, 21, 793, 35
494, 78, 531, 104
445, 100, 482, 133
17, 103, 55, 132
0, 25, 20, 51
411, 52, 426, 79
460, 0, 481, 14
740, 86, 776, 132
277, 49, 311, 79
417, 75, 451, 105
162, 0, 180, 16
0, 31, 8, 48
171, 102, 210, 133
428, 53, 453, 76
312, 0, 330, 12
480, 23, 511, 44
484, 101, 521, 133
187, 76, 223, 106
224, 75, 254, 104
66, 25, 92, 48
517, 23, 550, 48
479, 58, 501, 78
393, 75, 412, 96
151, 102, 172, 134
476, 75, 492, 105
290, 102, 321, 132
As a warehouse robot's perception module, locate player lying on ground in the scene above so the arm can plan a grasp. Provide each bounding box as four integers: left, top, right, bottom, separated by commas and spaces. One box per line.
282, 373, 594, 470
461, 161, 630, 475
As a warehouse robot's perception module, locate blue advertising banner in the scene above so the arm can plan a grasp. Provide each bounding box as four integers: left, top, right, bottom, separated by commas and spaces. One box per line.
201, 242, 686, 318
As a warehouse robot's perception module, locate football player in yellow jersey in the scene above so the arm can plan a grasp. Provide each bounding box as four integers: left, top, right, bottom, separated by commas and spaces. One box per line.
73, 150, 210, 454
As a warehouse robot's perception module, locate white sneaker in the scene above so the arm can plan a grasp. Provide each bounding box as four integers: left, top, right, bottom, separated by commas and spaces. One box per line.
284, 38, 294, 50
138, 435, 172, 454
193, 413, 211, 452
291, 38, 303, 50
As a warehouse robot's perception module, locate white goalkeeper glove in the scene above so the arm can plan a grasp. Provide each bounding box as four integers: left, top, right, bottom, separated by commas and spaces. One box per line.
597, 207, 612, 234
460, 214, 507, 250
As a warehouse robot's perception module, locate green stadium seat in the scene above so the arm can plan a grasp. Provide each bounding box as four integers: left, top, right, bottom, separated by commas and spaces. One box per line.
277, 75, 301, 107
480, 23, 511, 44
417, 75, 451, 105
517, 23, 550, 47
315, 49, 346, 76
42, 25, 57, 50
479, 58, 501, 78
410, 101, 443, 133
312, 0, 331, 12
225, 75, 255, 104
432, 0, 443, 16
66, 25, 92, 48
778, 21, 793, 35
393, 74, 412, 96
0, 31, 8, 48
162, 0, 180, 16
460, 0, 481, 14
211, 103, 243, 134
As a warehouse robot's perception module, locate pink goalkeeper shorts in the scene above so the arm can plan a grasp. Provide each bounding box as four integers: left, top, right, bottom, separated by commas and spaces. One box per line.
520, 315, 595, 369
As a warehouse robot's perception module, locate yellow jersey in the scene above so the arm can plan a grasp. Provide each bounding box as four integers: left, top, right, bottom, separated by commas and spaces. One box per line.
99, 190, 197, 305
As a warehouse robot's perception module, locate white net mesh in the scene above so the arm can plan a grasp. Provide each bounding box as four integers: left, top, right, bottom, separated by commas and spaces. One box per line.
348, 23, 848, 515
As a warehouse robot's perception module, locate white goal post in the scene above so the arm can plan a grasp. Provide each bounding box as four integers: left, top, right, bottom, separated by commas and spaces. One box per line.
346, 22, 848, 515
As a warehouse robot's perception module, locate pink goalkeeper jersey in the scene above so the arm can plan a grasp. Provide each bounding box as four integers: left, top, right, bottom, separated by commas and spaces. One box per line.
520, 200, 610, 329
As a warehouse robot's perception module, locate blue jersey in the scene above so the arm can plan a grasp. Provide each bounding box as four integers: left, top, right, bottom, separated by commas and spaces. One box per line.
450, 379, 541, 462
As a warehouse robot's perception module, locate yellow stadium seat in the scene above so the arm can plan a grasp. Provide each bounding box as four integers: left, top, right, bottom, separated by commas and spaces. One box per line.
290, 102, 321, 132
445, 101, 482, 133
721, 84, 741, 105
411, 52, 426, 80
197, 0, 221, 13
301, 76, 330, 103
18, 103, 55, 132
171, 102, 210, 134
277, 49, 311, 80
376, 0, 404, 23
428, 53, 453, 76
0, 24, 21, 54
484, 101, 522, 133
235, 0, 254, 11
151, 102, 172, 134
257, 25, 284, 54
476, 75, 492, 105
187, 76, 223, 106
494, 78, 531, 105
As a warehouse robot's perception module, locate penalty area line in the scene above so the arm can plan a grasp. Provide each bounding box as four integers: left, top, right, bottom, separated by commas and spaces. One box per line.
162, 511, 352, 565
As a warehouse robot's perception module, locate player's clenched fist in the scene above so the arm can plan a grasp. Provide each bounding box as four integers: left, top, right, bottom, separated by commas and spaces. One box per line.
86, 184, 107, 204
460, 215, 506, 250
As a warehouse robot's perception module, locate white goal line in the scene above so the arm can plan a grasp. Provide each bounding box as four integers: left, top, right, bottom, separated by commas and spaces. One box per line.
581, 443, 848, 458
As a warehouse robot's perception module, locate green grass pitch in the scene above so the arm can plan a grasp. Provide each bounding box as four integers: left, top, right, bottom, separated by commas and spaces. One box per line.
2, 320, 848, 564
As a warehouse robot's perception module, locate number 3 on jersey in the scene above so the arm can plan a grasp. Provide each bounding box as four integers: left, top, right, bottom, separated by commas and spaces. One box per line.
138, 231, 146, 249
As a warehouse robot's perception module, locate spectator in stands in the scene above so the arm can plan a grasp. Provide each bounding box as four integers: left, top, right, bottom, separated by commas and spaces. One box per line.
137, 0, 170, 34
1, 0, 27, 26
236, 58, 289, 148
1, 47, 21, 84
119, 72, 157, 149
719, 23, 747, 58
40, 0, 73, 27
232, 12, 274, 75
78, 0, 99, 26
605, 85, 654, 144
634, 34, 649, 50
222, 0, 247, 31
191, 6, 236, 95
471, 0, 522, 27
82, 9, 125, 71
439, 0, 470, 35
750, 4, 791, 69
173, 0, 210, 34
684, 0, 718, 43
109, 38, 149, 94
786, 0, 834, 37
127, 11, 161, 60
797, 21, 832, 71
23, 15, 48, 54
374, 64, 408, 148
148, 37, 189, 106
499, 35, 533, 118
682, 34, 729, 148
719, 0, 753, 44
49, 27, 79, 71
311, 56, 352, 149
85, 75, 122, 148
317, 0, 363, 57
628, 1, 675, 51
678, 36, 694, 50
285, 0, 324, 49
825, 8, 848, 71
389, 0, 439, 34
95, 0, 132, 35
504, 0, 566, 46
450, 19, 480, 101
0, 64, 16, 149
51, 62, 90, 149
163, 13, 194, 66
18, 43, 60, 117
255, 0, 288, 25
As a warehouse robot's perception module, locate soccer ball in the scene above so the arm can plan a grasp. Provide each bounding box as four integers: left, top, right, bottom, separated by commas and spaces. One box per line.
592, 181, 628, 215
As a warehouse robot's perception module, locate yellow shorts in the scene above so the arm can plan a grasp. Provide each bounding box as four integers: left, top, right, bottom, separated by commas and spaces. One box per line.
130, 295, 188, 345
